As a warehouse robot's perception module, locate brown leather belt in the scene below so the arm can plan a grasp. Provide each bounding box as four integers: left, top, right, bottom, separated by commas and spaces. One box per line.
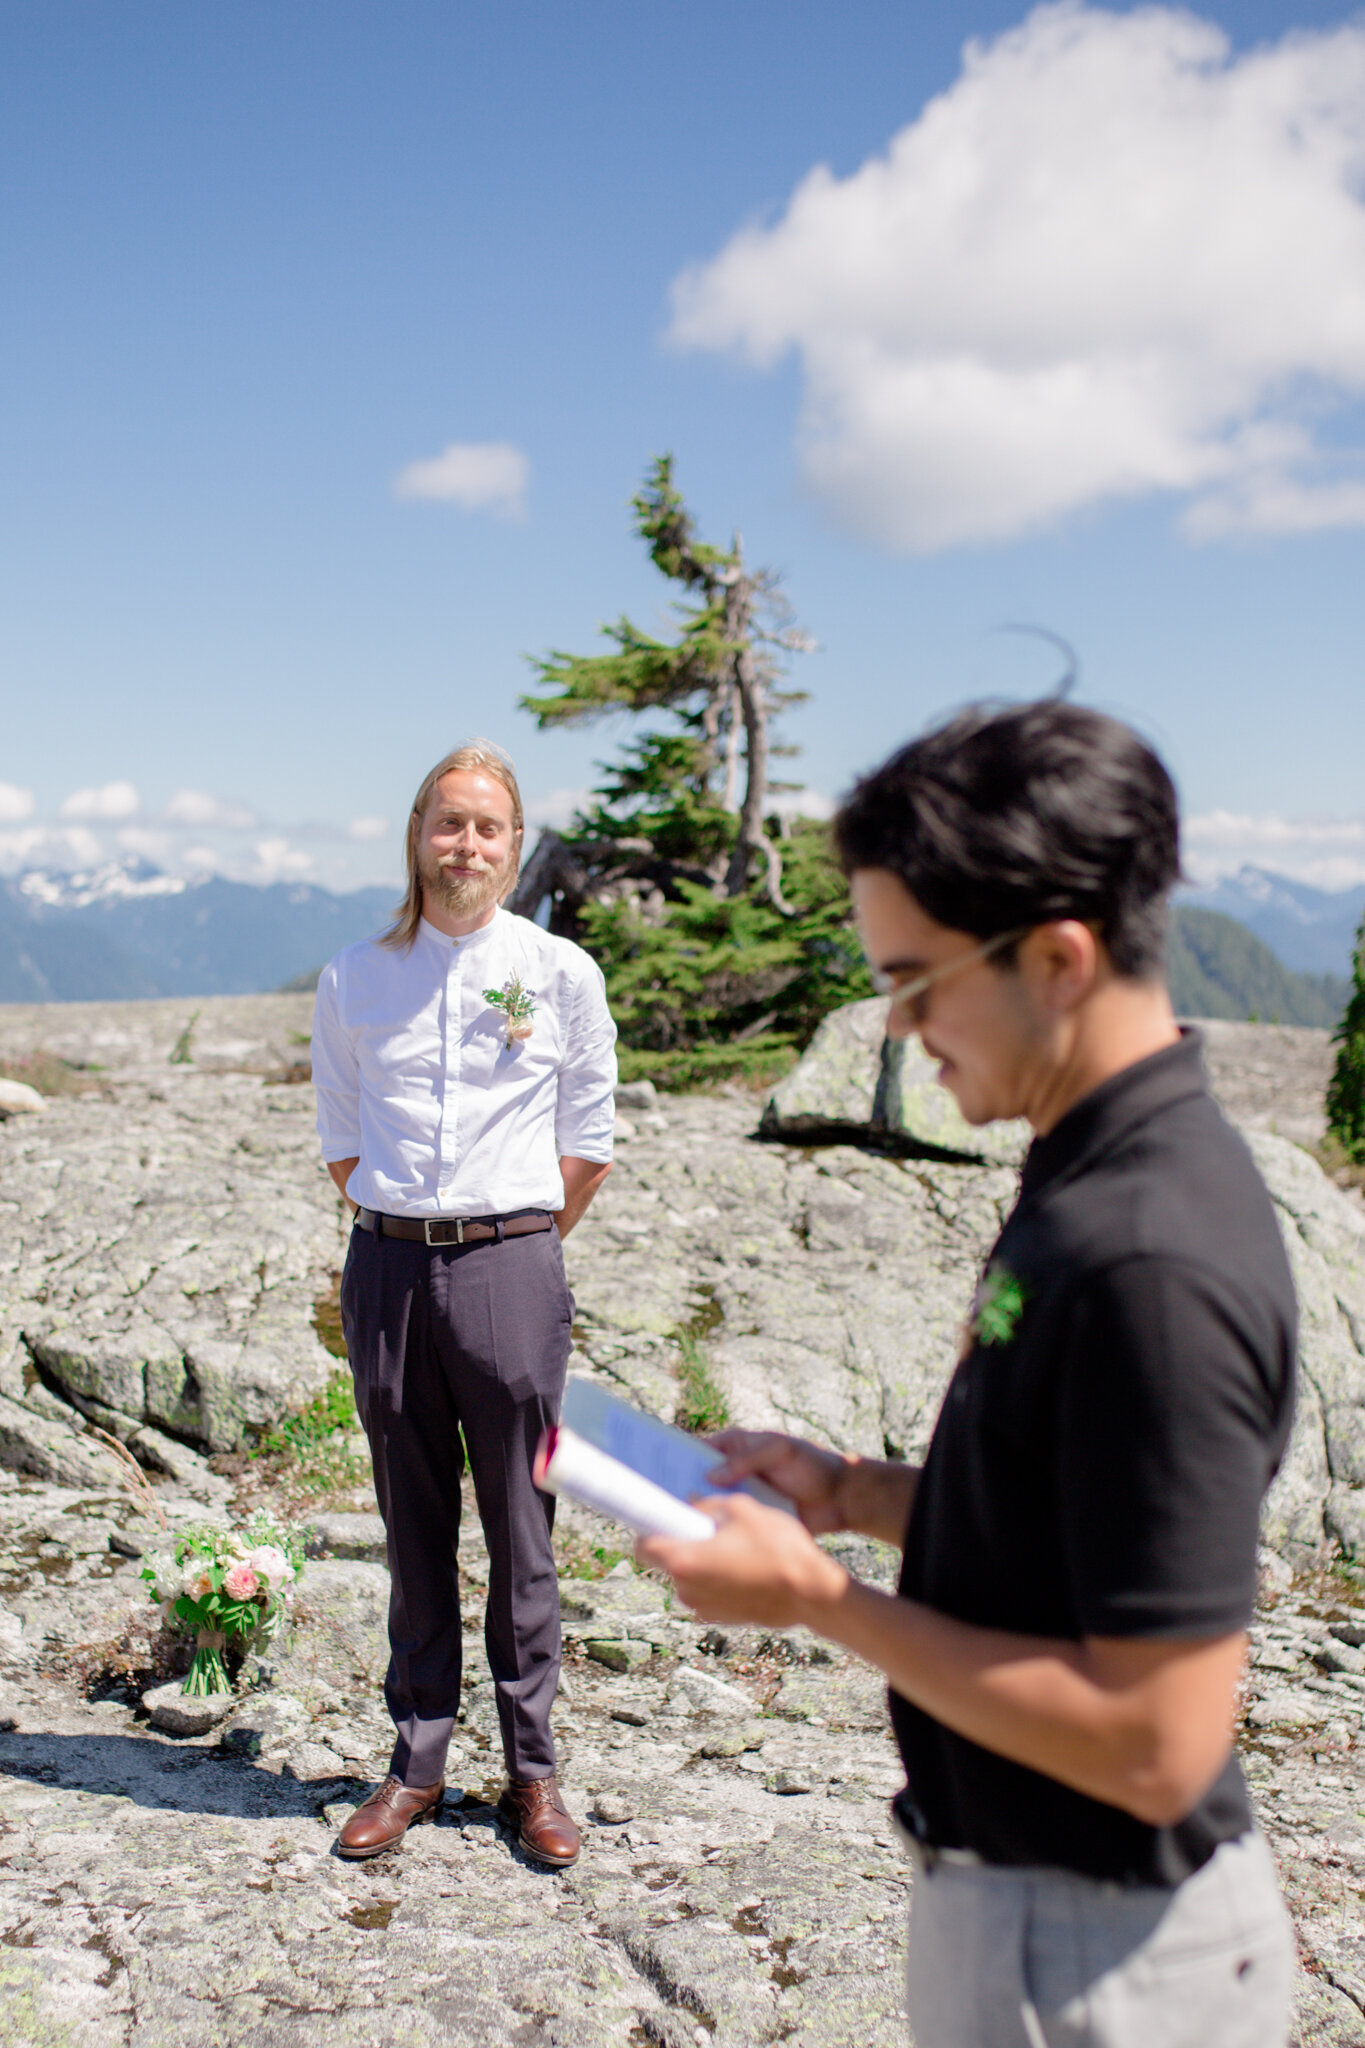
355, 1207, 553, 1248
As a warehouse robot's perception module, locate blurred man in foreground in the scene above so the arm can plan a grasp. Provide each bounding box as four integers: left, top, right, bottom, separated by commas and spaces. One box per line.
642, 701, 1296, 2047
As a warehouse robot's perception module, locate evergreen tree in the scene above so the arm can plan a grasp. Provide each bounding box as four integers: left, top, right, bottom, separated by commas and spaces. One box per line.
510, 458, 872, 1085
1326, 914, 1365, 1163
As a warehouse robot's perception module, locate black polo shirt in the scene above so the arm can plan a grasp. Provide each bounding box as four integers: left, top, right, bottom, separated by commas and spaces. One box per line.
890, 1030, 1296, 1885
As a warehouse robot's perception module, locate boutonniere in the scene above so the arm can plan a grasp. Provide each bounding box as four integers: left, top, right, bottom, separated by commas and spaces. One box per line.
971, 1264, 1029, 1348
484, 974, 538, 1049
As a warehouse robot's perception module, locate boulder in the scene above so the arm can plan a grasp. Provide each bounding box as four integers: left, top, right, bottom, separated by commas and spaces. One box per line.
761, 995, 1029, 1164
762, 995, 885, 1129
0, 1390, 127, 1492
0, 1066, 347, 1458
0, 1079, 45, 1118
1249, 1132, 1365, 1562
615, 1080, 658, 1112
144, 1680, 235, 1737
304, 1511, 386, 1561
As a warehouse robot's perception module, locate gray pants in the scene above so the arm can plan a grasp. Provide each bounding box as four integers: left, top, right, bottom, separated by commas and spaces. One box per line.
340, 1218, 574, 1788
904, 1830, 1294, 2047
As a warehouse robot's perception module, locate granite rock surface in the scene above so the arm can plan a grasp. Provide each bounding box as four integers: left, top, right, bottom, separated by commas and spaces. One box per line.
0, 995, 1359, 2044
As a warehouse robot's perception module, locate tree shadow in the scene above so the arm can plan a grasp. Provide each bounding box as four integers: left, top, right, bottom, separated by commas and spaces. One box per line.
0, 1726, 360, 1821
0, 1727, 528, 1847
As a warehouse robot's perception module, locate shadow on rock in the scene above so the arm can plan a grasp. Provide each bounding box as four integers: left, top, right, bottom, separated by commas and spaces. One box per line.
0, 1726, 360, 1819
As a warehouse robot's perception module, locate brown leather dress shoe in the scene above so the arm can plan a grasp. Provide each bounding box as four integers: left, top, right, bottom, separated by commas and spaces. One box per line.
498, 1774, 581, 1868
336, 1775, 444, 1859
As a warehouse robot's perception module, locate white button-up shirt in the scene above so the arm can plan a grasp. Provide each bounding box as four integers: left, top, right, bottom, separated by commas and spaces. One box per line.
312, 908, 617, 1218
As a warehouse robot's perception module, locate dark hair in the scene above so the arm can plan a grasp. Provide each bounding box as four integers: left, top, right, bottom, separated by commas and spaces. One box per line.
834, 701, 1181, 978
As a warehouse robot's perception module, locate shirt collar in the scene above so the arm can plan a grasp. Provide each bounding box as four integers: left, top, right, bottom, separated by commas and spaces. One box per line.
1018, 1026, 1208, 1203
417, 906, 505, 952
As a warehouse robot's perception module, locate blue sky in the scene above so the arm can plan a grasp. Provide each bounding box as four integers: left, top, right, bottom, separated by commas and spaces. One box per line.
2, 0, 1364, 894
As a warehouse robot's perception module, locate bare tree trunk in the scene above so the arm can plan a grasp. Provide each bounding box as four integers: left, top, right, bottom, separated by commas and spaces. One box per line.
724, 645, 793, 912
721, 680, 742, 811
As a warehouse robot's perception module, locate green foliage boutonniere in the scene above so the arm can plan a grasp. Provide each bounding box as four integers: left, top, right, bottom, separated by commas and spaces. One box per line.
972, 1265, 1029, 1348
484, 974, 538, 1050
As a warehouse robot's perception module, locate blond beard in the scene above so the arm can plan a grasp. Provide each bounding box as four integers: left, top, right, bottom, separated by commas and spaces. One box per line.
419, 850, 513, 921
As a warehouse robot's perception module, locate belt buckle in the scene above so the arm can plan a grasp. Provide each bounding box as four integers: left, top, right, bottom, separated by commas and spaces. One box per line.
423, 1217, 463, 1246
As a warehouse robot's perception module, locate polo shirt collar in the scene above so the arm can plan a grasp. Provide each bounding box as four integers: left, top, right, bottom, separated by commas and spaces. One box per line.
1018, 1027, 1207, 1203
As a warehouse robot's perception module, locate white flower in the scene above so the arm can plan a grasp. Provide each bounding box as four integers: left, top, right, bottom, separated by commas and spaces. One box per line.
246, 1544, 293, 1592
146, 1551, 181, 1604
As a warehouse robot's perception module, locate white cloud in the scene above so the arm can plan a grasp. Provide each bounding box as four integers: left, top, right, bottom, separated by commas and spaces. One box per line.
162, 788, 258, 830
249, 837, 315, 882
769, 787, 836, 824
116, 827, 173, 863
1183, 811, 1365, 888
0, 825, 103, 874
0, 783, 34, 824
0, 827, 46, 870
347, 815, 389, 842
394, 441, 529, 517
59, 779, 140, 822
524, 787, 592, 831
669, 4, 1365, 551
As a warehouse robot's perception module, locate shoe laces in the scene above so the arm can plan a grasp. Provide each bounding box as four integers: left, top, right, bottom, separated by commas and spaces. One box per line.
514, 1777, 562, 1815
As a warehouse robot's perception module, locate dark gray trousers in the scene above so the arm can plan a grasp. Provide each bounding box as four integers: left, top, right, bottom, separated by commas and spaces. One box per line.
339, 1218, 574, 1787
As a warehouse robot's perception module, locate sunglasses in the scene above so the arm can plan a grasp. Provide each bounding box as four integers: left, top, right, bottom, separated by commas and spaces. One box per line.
869, 926, 1032, 1026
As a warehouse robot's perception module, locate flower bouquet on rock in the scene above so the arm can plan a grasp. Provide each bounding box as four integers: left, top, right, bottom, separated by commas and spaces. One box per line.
141, 1513, 306, 1696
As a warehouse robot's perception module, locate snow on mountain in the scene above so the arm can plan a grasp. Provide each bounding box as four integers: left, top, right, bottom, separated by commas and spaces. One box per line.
1179, 866, 1365, 978
15, 858, 191, 911
1, 863, 395, 1003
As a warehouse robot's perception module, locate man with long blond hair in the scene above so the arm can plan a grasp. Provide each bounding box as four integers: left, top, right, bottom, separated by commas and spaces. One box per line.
311, 740, 616, 1869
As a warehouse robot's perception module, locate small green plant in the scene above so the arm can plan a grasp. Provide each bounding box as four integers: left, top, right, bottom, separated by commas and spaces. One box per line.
675, 1329, 730, 1435
615, 1041, 799, 1093
1315, 1132, 1365, 1196
169, 1012, 200, 1065
0, 1051, 96, 1096
1326, 914, 1365, 1166
555, 1538, 631, 1580
251, 1369, 367, 1497
312, 1275, 347, 1361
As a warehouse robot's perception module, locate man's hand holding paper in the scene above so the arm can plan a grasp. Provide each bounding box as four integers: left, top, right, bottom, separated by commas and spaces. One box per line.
637, 1490, 849, 1631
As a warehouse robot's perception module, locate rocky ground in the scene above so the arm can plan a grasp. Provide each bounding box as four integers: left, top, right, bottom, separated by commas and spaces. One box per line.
0, 997, 1361, 2045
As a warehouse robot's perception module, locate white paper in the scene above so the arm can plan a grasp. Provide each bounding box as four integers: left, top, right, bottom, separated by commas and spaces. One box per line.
537, 1424, 718, 1541
561, 1378, 795, 1517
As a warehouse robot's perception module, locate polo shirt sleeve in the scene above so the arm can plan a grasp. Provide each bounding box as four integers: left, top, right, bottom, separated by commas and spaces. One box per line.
1055, 1257, 1289, 1640
554, 954, 618, 1163
311, 959, 363, 1163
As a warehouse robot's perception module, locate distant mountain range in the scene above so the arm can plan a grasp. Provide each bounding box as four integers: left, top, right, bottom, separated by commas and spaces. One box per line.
0, 857, 1358, 1026
0, 860, 395, 1003
1180, 865, 1365, 978
1168, 908, 1349, 1029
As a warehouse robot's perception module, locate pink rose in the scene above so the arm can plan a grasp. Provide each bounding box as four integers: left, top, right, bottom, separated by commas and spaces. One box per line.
222, 1564, 260, 1602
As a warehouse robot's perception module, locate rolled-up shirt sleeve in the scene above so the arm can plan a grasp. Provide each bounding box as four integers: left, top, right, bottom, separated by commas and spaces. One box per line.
554, 957, 617, 1162
311, 959, 363, 1162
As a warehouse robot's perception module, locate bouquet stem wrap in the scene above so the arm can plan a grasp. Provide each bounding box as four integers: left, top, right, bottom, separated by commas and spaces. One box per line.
186, 1628, 230, 1696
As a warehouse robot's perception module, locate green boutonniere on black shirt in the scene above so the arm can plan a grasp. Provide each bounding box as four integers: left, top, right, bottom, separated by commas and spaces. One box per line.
972, 1265, 1029, 1348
